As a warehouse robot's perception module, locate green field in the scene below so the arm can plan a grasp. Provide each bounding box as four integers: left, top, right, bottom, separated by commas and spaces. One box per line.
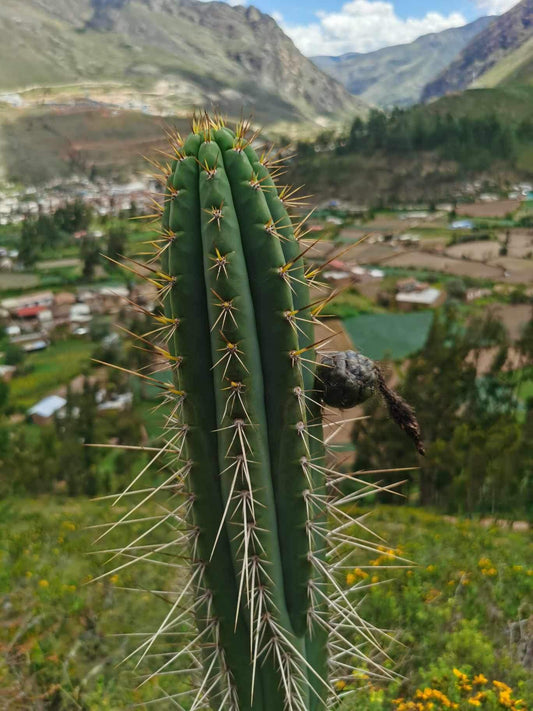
1, 500, 531, 709
9, 339, 95, 411
343, 311, 434, 360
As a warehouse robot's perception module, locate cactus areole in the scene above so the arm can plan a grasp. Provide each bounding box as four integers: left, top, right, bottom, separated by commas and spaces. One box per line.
110, 117, 393, 710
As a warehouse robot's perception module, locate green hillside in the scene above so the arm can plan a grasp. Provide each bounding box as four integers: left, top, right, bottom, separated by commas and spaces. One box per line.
1, 499, 531, 708
474, 35, 533, 88
413, 85, 533, 125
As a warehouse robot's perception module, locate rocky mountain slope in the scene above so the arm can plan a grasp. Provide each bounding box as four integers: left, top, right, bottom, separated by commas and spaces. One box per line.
313, 17, 493, 108
422, 0, 533, 101
0, 0, 364, 125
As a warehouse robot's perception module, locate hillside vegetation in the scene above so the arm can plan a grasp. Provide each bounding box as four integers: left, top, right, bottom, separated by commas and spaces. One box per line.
1, 500, 531, 709
290, 87, 533, 204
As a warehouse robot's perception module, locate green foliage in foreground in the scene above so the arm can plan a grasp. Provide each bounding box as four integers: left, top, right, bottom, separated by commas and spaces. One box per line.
355, 307, 533, 515
0, 500, 531, 710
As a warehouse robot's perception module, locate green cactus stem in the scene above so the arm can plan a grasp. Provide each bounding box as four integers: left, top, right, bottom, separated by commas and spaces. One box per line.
99, 116, 398, 710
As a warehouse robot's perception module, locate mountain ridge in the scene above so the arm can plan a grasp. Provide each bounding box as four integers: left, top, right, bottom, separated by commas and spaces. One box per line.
0, 0, 365, 126
422, 0, 533, 102
312, 17, 494, 108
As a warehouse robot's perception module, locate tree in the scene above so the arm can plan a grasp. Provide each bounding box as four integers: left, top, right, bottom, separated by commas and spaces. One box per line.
353, 307, 524, 512
0, 380, 8, 413
106, 224, 128, 264
80, 237, 100, 280
445, 279, 467, 302
54, 199, 93, 234
4, 344, 25, 367
18, 218, 38, 267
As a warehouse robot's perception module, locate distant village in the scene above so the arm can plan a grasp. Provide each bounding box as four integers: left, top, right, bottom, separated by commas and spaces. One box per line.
0, 281, 157, 423
1, 172, 532, 432
0, 175, 157, 227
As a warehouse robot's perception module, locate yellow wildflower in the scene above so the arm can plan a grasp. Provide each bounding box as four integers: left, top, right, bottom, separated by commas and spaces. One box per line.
371, 575, 379, 584
346, 572, 356, 586
493, 681, 512, 693
110, 574, 119, 585
499, 690, 513, 708
453, 668, 469, 685
335, 680, 346, 691
38, 579, 49, 588
473, 674, 488, 686
481, 567, 497, 577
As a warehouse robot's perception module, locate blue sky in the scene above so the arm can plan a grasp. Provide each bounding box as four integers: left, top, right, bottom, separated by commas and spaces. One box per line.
228, 0, 518, 55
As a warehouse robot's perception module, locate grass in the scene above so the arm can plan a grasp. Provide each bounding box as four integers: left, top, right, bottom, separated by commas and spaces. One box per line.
343, 311, 434, 360
0, 272, 39, 291
414, 85, 533, 127
8, 339, 95, 411
324, 289, 382, 319
474, 36, 533, 89
1, 500, 531, 709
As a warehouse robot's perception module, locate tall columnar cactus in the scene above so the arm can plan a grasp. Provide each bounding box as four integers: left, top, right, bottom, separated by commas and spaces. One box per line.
100, 116, 400, 710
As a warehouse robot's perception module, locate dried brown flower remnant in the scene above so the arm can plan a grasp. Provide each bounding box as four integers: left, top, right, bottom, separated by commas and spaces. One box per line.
374, 364, 426, 456
316, 352, 425, 456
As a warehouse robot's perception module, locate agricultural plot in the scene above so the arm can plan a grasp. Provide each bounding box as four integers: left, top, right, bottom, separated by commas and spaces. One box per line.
490, 256, 533, 283
445, 240, 501, 261
36, 258, 82, 270
0, 272, 39, 290
506, 230, 533, 259
491, 304, 533, 341
382, 251, 504, 279
346, 242, 397, 263
456, 199, 522, 218
343, 311, 433, 360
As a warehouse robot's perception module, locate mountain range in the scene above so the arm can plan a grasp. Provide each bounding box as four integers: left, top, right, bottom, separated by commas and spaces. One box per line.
312, 17, 494, 108
0, 0, 364, 126
423, 0, 533, 101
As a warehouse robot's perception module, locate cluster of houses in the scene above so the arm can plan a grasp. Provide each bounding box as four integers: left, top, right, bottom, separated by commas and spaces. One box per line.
0, 282, 158, 424
0, 283, 156, 356
395, 278, 444, 310
28, 390, 134, 426
0, 176, 158, 226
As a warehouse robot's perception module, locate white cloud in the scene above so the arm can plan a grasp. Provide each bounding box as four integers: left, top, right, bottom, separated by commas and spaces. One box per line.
473, 0, 517, 13
280, 0, 467, 56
